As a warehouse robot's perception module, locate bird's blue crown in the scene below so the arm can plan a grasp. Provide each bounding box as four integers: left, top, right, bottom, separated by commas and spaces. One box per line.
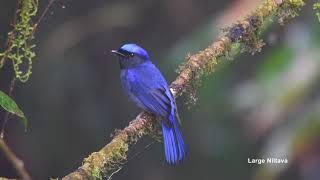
120, 44, 150, 60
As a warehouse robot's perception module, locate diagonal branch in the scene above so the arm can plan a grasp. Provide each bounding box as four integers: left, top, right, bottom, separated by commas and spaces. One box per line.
62, 0, 305, 179
0, 138, 31, 180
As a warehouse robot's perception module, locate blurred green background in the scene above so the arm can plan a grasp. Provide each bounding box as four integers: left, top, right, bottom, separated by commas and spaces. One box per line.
1, 0, 320, 179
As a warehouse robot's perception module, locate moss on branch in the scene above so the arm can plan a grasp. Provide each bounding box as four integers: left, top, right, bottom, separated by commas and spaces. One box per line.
62, 112, 159, 180
62, 0, 305, 179
0, 0, 38, 83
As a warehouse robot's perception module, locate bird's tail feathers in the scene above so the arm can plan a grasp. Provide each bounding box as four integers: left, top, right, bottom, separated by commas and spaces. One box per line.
162, 116, 186, 165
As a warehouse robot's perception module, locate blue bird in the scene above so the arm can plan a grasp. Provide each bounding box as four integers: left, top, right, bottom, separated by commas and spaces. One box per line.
111, 43, 186, 165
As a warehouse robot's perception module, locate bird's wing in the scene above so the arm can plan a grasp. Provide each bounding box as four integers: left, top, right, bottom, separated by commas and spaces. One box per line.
131, 80, 173, 127
168, 89, 182, 125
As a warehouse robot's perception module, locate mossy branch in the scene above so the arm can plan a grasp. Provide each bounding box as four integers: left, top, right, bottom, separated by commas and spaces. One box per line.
62, 0, 305, 179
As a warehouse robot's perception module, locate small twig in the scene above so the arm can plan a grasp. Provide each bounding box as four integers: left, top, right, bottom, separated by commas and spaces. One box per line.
0, 78, 17, 139
33, 0, 57, 32
127, 140, 156, 162
0, 138, 31, 180
107, 167, 122, 180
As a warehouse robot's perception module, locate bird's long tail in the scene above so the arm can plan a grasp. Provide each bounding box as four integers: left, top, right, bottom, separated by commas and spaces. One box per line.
161, 117, 186, 165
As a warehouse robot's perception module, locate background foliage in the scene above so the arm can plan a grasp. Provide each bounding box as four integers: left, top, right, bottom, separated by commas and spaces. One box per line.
1, 0, 320, 180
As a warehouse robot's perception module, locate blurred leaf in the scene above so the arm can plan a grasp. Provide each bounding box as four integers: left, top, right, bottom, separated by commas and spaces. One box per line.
257, 45, 293, 81
314, 2, 320, 22
0, 90, 28, 129
291, 118, 320, 164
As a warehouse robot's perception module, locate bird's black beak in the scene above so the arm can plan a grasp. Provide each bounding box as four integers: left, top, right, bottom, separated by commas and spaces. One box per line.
111, 50, 126, 57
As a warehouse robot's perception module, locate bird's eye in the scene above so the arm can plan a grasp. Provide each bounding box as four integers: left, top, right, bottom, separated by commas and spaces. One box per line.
130, 53, 134, 57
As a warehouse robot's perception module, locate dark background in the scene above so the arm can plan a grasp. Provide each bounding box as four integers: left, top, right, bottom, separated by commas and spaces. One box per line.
1, 0, 320, 179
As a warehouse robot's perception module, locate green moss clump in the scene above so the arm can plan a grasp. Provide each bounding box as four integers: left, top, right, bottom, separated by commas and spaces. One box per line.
91, 166, 103, 180
277, 0, 305, 25
0, 0, 39, 83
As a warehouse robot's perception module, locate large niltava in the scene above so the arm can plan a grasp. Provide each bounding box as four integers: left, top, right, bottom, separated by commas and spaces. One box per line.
111, 43, 186, 165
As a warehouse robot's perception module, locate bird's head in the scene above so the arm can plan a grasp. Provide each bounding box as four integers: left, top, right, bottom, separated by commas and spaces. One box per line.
111, 44, 150, 69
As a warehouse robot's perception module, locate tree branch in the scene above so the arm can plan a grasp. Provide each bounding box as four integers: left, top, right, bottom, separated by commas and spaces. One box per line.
62, 0, 305, 179
0, 138, 31, 180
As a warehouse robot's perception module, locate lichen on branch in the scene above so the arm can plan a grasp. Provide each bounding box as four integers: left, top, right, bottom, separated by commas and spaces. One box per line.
62, 0, 305, 179
0, 0, 38, 83
62, 112, 159, 180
